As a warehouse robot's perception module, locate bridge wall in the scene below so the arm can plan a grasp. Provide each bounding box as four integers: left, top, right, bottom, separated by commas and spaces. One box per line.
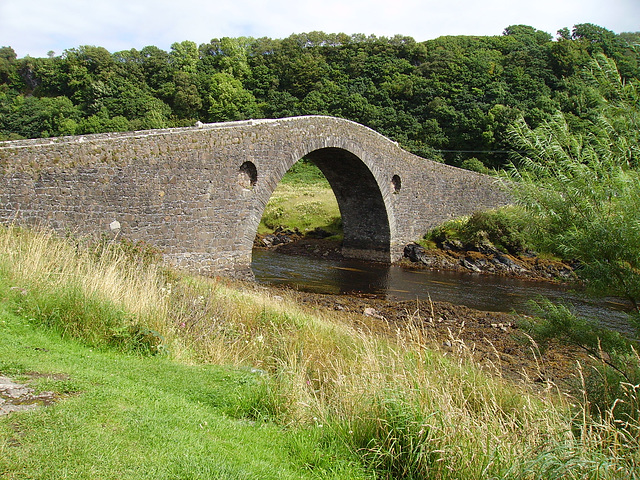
0, 116, 510, 276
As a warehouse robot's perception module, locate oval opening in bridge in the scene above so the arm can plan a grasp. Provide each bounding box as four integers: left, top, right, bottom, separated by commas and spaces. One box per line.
391, 174, 401, 194
238, 161, 258, 189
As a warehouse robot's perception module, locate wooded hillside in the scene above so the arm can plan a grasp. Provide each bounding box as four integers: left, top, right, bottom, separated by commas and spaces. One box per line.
1, 23, 638, 170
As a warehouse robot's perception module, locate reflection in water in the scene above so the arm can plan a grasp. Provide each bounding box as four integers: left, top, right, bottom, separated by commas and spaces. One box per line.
251, 249, 634, 334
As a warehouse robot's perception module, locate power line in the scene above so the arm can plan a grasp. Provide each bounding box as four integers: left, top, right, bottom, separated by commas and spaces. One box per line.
433, 149, 515, 154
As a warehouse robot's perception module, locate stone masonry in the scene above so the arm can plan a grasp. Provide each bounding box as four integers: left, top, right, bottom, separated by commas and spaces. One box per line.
0, 116, 510, 276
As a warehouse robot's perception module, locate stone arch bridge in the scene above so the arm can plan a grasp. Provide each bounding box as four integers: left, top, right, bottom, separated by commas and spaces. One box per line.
0, 116, 509, 276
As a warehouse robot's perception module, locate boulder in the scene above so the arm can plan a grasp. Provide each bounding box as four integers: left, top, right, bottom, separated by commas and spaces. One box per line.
404, 243, 428, 263
460, 258, 482, 272
440, 239, 464, 251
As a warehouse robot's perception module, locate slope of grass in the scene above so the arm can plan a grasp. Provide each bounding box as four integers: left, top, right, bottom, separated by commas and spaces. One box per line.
258, 159, 342, 237
0, 225, 638, 478
0, 307, 367, 479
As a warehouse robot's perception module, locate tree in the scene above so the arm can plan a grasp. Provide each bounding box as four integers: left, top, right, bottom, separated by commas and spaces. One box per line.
203, 72, 259, 122
0, 46, 17, 86
199, 37, 252, 79
0, 95, 81, 138
506, 55, 640, 419
169, 41, 199, 74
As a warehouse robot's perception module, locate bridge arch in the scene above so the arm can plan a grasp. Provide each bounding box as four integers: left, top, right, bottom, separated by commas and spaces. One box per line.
247, 146, 397, 263
0, 115, 510, 277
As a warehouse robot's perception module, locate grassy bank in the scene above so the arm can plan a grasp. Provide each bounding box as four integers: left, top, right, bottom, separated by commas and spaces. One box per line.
1, 226, 638, 478
258, 159, 342, 237
0, 311, 365, 479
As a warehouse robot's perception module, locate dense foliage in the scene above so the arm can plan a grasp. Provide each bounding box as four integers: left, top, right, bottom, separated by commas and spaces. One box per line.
1, 24, 638, 169
507, 55, 640, 423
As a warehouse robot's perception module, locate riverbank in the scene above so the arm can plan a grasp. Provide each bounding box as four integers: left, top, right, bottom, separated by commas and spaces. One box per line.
256, 232, 577, 283
253, 235, 586, 389
258, 282, 586, 391
4, 226, 637, 478
402, 242, 577, 283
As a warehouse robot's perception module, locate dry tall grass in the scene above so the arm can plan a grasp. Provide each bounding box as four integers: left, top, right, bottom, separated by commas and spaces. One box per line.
0, 225, 637, 478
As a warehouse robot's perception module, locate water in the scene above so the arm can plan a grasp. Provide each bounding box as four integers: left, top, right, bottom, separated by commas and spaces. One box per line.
252, 249, 635, 334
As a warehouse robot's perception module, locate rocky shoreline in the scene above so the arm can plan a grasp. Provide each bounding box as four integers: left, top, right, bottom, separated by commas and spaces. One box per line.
402, 242, 576, 283
284, 288, 588, 390
254, 231, 585, 389
256, 229, 577, 284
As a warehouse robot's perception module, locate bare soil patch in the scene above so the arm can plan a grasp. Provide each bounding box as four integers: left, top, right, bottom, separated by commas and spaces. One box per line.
0, 373, 71, 416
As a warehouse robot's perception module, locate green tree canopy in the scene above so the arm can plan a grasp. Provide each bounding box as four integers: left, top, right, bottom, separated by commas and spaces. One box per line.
1, 26, 638, 169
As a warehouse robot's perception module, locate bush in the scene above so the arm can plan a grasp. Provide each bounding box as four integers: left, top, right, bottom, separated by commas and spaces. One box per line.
460, 157, 490, 174
462, 208, 529, 254
422, 207, 530, 255
519, 299, 640, 426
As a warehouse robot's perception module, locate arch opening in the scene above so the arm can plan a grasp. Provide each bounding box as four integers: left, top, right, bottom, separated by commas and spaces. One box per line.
248, 147, 394, 263
307, 148, 391, 262
256, 157, 343, 246
238, 161, 258, 189
253, 147, 391, 263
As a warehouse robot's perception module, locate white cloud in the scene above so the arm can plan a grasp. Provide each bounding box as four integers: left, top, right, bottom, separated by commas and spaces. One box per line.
1, 0, 638, 58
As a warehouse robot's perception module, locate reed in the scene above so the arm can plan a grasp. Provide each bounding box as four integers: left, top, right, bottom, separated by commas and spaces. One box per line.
0, 225, 637, 478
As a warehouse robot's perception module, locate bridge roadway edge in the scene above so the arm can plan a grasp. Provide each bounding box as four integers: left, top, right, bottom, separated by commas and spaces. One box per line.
0, 116, 511, 277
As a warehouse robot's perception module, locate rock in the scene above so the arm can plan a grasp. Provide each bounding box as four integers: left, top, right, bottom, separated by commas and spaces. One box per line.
306, 227, 332, 239
492, 254, 528, 273
461, 258, 482, 273
403, 242, 574, 282
261, 234, 276, 247
364, 307, 385, 319
0, 376, 57, 416
0, 377, 33, 398
404, 243, 428, 263
476, 241, 500, 255
441, 239, 464, 251
261, 232, 296, 247
276, 234, 292, 245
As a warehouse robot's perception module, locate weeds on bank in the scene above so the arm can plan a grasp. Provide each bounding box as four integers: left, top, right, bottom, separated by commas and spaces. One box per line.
421, 206, 532, 255
0, 225, 638, 478
0, 227, 170, 354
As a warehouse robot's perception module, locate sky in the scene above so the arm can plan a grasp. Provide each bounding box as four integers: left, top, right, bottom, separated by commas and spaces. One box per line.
1, 0, 639, 58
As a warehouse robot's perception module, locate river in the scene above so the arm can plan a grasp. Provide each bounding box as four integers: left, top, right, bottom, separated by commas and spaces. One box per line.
252, 249, 635, 335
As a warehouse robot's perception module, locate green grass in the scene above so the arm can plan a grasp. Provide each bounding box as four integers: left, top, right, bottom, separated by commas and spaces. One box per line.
258, 159, 342, 237
0, 226, 638, 479
0, 307, 367, 479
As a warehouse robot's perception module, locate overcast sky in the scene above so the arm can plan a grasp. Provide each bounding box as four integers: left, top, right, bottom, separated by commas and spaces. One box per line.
1, 0, 638, 58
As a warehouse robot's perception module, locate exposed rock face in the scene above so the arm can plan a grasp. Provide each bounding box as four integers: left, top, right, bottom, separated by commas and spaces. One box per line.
403, 242, 575, 282
0, 376, 58, 416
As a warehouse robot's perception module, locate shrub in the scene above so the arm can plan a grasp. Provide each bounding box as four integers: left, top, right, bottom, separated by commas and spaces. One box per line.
422, 207, 530, 255
462, 208, 529, 254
